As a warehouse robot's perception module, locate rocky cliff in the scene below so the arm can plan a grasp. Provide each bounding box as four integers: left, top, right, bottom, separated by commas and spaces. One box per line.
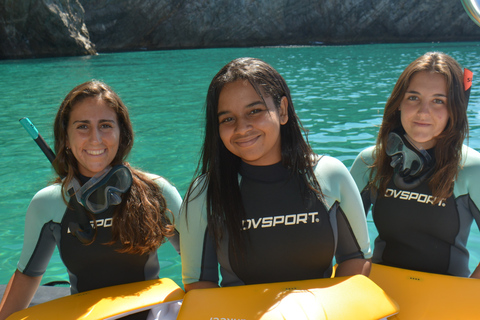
1, 0, 480, 59
0, 0, 95, 59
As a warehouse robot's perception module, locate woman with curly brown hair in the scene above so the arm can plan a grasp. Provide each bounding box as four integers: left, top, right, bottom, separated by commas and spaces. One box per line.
351, 52, 480, 278
0, 80, 181, 319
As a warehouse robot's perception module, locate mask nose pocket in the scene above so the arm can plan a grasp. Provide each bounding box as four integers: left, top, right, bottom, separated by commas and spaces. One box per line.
386, 130, 435, 190
68, 165, 133, 214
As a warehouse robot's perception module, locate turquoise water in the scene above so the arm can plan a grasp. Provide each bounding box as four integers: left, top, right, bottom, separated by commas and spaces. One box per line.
2, 42, 480, 288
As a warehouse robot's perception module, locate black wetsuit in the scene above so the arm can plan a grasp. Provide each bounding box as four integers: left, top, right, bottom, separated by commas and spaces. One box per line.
351, 145, 480, 276
17, 174, 181, 293
179, 156, 371, 287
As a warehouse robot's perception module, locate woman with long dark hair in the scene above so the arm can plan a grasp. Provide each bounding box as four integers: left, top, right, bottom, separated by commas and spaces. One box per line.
351, 52, 480, 278
179, 57, 371, 291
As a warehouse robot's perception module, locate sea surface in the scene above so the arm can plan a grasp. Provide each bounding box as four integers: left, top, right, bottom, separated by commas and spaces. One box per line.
2, 42, 480, 288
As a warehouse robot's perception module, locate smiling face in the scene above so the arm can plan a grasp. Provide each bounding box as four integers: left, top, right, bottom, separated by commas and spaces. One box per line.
66, 97, 120, 177
399, 71, 450, 149
217, 80, 288, 166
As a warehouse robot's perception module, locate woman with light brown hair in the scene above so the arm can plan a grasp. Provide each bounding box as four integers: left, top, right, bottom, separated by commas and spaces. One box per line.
0, 80, 181, 319
351, 52, 480, 278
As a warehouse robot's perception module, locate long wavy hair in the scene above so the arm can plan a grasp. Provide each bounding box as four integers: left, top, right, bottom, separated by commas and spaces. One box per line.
371, 52, 468, 202
185, 57, 323, 253
53, 80, 173, 254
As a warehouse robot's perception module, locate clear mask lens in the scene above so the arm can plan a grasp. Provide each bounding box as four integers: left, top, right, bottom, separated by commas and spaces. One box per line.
70, 165, 133, 214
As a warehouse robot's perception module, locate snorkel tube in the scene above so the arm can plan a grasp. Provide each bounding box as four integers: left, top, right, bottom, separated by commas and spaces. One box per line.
19, 117, 96, 243
19, 117, 56, 164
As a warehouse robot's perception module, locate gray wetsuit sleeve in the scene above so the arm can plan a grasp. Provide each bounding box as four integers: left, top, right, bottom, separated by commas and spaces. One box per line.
350, 146, 376, 215
315, 156, 372, 261
150, 174, 183, 254
17, 184, 66, 276
456, 146, 480, 228
178, 175, 216, 285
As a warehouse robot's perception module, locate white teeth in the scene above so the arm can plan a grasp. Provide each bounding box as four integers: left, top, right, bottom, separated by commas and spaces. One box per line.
87, 149, 105, 155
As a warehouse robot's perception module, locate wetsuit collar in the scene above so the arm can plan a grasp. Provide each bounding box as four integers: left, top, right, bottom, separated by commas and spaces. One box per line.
239, 161, 290, 183
78, 174, 91, 185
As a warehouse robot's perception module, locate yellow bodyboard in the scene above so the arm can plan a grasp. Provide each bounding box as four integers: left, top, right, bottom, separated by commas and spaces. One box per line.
369, 263, 480, 319
7, 278, 184, 320
177, 275, 398, 320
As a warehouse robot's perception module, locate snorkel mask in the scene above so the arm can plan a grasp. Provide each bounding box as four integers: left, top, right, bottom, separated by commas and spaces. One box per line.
69, 165, 133, 214
386, 130, 434, 190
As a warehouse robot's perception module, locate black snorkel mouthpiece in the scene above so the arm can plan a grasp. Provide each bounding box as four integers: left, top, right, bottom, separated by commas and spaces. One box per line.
68, 221, 95, 245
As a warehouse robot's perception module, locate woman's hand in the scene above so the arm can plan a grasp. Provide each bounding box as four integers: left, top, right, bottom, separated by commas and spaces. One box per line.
335, 258, 372, 277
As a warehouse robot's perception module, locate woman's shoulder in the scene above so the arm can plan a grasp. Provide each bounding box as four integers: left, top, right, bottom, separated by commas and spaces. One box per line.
186, 173, 209, 199
455, 145, 480, 198
315, 154, 344, 169
350, 146, 375, 178
459, 145, 480, 175
314, 155, 350, 179
461, 145, 480, 164
143, 171, 169, 185
136, 170, 175, 189
32, 183, 63, 201
140, 171, 182, 198
28, 183, 66, 222
312, 155, 362, 207
355, 146, 376, 163
134, 170, 183, 214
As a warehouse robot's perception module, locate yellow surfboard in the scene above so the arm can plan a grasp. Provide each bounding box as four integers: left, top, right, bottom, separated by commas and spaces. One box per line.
369, 263, 480, 319
177, 275, 399, 320
7, 278, 184, 320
